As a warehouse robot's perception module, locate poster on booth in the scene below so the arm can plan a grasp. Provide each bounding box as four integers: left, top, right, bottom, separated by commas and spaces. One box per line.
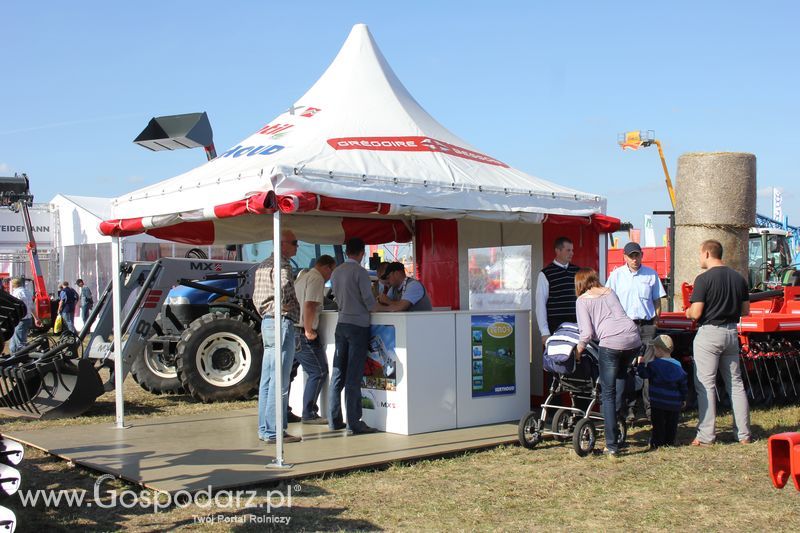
361, 325, 397, 410
471, 314, 516, 397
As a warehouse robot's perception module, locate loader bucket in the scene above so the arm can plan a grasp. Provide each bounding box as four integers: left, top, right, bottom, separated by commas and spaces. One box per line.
0, 357, 105, 419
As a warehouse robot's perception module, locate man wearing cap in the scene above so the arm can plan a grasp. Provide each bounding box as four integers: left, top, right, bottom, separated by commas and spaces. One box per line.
536, 237, 580, 345
606, 241, 666, 421
377, 262, 433, 312
329, 237, 379, 434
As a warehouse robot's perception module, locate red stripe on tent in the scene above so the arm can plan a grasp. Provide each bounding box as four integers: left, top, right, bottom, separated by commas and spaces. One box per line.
98, 218, 146, 237
278, 192, 391, 215
341, 218, 411, 244
213, 191, 276, 218
545, 214, 621, 234
147, 221, 216, 245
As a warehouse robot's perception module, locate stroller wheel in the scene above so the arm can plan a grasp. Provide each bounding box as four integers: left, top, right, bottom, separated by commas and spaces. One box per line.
518, 409, 544, 449
572, 418, 596, 457
551, 408, 573, 442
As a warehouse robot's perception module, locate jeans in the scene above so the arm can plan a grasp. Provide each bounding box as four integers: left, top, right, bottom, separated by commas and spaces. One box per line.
329, 322, 370, 430
10, 318, 31, 353
650, 407, 679, 447
693, 324, 750, 443
60, 310, 77, 335
598, 345, 640, 452
294, 330, 329, 419
257, 316, 296, 440
80, 303, 93, 324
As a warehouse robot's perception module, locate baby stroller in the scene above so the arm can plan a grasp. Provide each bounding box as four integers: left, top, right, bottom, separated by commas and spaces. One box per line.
517, 323, 628, 457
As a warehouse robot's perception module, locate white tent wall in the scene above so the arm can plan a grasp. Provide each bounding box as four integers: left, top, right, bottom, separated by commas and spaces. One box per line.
0, 203, 58, 291
456, 219, 544, 397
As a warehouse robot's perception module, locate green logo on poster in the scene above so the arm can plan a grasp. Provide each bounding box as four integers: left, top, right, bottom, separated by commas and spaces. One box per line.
486, 322, 513, 339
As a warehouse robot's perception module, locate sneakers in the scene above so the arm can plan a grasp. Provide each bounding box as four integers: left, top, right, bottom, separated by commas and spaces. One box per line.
690, 439, 713, 447
602, 447, 620, 458
287, 411, 302, 423
266, 433, 303, 444
329, 422, 347, 431
739, 437, 753, 444
302, 416, 328, 425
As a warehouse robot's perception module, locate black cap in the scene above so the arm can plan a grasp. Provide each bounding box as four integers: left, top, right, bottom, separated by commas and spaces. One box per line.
623, 242, 642, 256
380, 262, 405, 280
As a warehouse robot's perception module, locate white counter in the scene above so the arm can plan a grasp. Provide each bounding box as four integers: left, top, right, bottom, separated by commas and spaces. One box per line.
288, 309, 530, 435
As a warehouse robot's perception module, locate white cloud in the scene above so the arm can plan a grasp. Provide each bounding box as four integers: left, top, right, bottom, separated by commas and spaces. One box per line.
0, 163, 11, 174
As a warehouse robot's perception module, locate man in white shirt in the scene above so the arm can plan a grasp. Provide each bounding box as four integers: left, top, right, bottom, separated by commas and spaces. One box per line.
535, 237, 579, 346
293, 255, 337, 424
606, 241, 667, 422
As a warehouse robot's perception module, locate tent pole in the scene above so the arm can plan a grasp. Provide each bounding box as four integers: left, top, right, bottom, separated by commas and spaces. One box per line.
269, 210, 290, 468
111, 236, 126, 429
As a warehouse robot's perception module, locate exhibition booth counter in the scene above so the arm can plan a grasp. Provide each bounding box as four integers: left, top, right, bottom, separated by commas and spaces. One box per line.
289, 309, 531, 435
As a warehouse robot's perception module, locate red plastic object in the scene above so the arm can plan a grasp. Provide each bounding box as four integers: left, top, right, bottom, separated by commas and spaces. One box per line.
768, 432, 800, 490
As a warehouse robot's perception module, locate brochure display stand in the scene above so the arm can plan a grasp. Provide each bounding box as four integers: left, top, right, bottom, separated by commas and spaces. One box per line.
289, 310, 530, 435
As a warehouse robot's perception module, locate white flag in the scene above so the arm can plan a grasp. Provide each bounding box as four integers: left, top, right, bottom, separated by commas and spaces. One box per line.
773, 188, 783, 221
644, 215, 656, 247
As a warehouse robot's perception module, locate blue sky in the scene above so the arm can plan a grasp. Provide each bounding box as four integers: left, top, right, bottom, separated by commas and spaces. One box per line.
2, 1, 798, 240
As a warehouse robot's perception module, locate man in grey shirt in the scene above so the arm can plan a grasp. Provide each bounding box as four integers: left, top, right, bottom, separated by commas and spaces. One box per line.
329, 237, 379, 434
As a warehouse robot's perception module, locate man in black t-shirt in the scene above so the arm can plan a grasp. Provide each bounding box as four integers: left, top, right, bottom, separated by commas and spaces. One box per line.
685, 239, 751, 446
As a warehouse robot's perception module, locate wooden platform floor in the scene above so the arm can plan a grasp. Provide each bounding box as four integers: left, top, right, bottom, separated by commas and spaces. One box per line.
6, 409, 517, 493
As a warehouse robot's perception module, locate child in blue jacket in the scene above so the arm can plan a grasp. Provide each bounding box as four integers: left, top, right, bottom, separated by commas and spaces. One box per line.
636, 334, 688, 448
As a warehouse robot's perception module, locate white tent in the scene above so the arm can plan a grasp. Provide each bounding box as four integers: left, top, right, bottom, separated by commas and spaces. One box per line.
103, 24, 605, 242
101, 24, 615, 462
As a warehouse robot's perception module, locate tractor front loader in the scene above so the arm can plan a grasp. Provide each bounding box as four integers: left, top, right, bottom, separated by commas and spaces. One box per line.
0, 257, 261, 419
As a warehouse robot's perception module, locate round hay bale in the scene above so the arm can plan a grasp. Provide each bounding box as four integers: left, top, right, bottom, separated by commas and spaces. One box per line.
673, 152, 756, 310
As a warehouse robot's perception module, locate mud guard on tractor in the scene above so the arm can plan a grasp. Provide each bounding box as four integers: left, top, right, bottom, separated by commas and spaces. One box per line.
0, 343, 105, 419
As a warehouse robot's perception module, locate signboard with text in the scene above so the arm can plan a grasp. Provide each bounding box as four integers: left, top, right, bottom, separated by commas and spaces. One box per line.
471, 314, 516, 397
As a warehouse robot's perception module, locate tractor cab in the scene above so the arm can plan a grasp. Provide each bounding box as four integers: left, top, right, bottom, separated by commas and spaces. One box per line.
748, 228, 797, 289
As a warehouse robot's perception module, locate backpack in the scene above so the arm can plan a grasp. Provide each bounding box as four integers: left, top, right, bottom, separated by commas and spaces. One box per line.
64, 287, 78, 305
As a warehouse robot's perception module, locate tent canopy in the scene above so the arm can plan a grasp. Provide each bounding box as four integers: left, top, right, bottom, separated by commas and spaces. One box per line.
105, 24, 608, 244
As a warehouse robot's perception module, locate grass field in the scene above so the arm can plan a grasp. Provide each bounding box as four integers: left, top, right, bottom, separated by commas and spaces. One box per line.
1, 378, 799, 531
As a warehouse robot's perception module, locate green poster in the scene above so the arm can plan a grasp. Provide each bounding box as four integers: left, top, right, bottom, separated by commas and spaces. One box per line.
471, 314, 516, 397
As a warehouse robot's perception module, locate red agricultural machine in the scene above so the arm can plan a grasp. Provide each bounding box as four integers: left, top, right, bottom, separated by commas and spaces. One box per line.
658, 282, 800, 406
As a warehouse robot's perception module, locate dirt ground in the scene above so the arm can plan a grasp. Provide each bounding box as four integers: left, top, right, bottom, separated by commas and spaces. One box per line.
1, 377, 798, 531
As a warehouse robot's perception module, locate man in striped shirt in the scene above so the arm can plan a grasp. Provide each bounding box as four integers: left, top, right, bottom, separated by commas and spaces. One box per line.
535, 237, 580, 346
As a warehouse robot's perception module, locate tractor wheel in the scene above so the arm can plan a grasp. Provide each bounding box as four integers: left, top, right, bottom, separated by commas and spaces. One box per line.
176, 313, 262, 403
130, 345, 184, 395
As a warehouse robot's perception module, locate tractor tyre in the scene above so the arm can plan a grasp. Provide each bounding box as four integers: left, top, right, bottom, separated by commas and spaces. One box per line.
176, 313, 262, 403
130, 345, 184, 395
